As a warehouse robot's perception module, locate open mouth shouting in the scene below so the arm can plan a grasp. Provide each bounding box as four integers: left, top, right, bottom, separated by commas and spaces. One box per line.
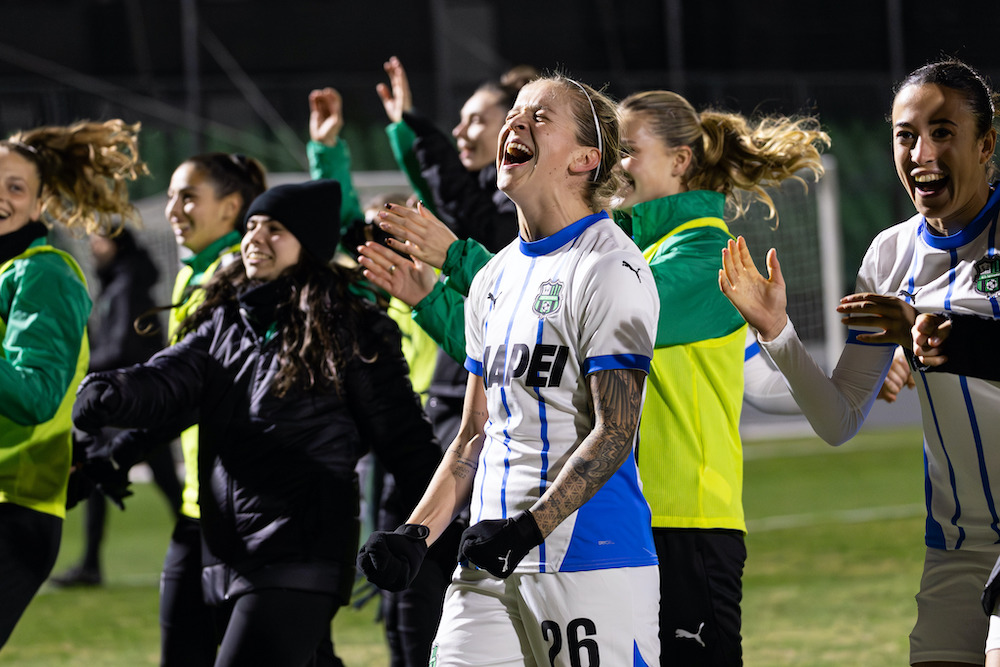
913, 172, 948, 198
502, 141, 534, 168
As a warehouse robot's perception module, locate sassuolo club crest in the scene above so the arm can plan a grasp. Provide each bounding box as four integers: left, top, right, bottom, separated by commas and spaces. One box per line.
533, 279, 564, 317
974, 255, 1000, 297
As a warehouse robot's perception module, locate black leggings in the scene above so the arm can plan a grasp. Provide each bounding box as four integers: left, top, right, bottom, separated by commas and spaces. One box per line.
160, 517, 217, 667
214, 589, 339, 667
0, 504, 61, 648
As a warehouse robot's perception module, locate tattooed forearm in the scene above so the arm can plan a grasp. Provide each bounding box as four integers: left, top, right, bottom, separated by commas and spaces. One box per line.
531, 369, 644, 536
451, 452, 478, 479
448, 431, 482, 480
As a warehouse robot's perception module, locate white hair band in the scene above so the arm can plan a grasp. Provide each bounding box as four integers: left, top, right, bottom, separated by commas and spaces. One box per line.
566, 79, 603, 181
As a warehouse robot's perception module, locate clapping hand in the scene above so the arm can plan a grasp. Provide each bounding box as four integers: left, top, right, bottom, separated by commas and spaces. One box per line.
376, 202, 457, 270
357, 240, 438, 308
718, 236, 789, 341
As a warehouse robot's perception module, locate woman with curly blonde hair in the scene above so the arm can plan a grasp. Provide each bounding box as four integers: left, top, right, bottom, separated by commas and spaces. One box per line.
616, 90, 828, 666
0, 119, 144, 649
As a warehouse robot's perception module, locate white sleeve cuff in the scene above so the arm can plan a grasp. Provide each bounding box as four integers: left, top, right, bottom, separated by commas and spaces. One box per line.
986, 615, 1000, 653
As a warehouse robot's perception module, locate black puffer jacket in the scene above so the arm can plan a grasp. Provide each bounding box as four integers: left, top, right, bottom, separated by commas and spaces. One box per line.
81, 280, 440, 604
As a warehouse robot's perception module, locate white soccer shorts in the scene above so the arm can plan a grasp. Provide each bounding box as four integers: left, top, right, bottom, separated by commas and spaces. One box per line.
429, 564, 659, 666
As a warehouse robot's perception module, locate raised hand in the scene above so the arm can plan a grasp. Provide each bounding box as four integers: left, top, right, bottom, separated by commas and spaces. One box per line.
837, 293, 918, 348
377, 202, 457, 269
912, 313, 952, 367
376, 56, 413, 124
309, 87, 344, 147
718, 236, 788, 341
357, 240, 438, 308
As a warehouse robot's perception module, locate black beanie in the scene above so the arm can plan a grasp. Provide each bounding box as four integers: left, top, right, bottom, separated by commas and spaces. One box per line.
244, 179, 342, 262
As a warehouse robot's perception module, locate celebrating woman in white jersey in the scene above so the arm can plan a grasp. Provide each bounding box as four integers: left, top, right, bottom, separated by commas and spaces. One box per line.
358, 74, 661, 666
719, 58, 1000, 667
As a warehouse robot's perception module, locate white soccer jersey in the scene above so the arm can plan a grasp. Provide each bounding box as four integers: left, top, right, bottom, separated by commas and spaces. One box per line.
856, 186, 1000, 551
762, 186, 1000, 552
463, 211, 660, 574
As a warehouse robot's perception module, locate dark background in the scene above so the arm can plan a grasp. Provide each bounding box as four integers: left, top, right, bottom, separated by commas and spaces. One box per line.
2, 0, 999, 281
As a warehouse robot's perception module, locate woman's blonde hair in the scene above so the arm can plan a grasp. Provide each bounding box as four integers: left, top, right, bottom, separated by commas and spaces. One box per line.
5, 119, 147, 235
621, 91, 830, 223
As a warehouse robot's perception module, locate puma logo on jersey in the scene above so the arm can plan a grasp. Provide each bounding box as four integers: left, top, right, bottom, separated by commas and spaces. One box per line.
898, 288, 920, 300
499, 549, 512, 573
483, 343, 569, 389
675, 622, 706, 647
487, 292, 499, 305
622, 260, 643, 282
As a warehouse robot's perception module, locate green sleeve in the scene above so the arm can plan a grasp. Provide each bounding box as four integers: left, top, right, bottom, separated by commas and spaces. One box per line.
411, 282, 467, 364
0, 255, 90, 424
384, 122, 437, 216
441, 238, 494, 297
650, 228, 746, 347
306, 139, 364, 236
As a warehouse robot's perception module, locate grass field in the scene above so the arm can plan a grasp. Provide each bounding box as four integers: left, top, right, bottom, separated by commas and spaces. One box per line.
1, 424, 928, 666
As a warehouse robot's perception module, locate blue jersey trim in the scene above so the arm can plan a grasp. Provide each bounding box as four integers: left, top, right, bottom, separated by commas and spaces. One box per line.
959, 374, 1000, 541
634, 641, 649, 667
533, 318, 552, 571
919, 186, 1000, 250
560, 455, 658, 571
845, 329, 897, 347
585, 354, 652, 375
918, 370, 966, 549
465, 356, 483, 376
519, 211, 609, 257
745, 340, 760, 362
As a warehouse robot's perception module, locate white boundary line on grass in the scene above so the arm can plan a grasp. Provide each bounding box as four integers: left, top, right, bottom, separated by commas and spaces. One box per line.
747, 503, 925, 533
743, 432, 917, 461
744, 426, 923, 531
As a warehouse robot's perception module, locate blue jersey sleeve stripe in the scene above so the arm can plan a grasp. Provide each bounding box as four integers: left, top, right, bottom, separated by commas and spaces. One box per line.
845, 329, 897, 347
745, 340, 760, 362
465, 356, 483, 375
584, 354, 651, 375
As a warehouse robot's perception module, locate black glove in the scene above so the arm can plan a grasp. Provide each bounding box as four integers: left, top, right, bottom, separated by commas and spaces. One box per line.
459, 510, 544, 578
64, 430, 94, 510
357, 524, 429, 592
80, 445, 133, 511
983, 555, 1000, 615
72, 377, 122, 435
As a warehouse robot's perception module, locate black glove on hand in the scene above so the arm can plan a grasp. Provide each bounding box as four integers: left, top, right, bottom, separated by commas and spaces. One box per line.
64, 430, 94, 510
459, 510, 544, 578
81, 448, 133, 511
72, 377, 122, 435
357, 524, 429, 592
